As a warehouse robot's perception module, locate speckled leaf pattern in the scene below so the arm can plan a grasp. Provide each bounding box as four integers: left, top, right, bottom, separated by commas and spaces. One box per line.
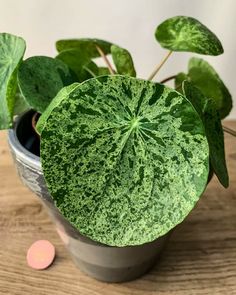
187, 58, 232, 119
183, 81, 228, 187
41, 75, 209, 247
155, 16, 223, 55
36, 83, 79, 135
0, 33, 26, 129
56, 38, 112, 58
111, 45, 136, 77
56, 49, 98, 82
18, 56, 76, 113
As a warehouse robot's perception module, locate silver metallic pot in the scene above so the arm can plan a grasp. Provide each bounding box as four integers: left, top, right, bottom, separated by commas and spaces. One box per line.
8, 110, 170, 282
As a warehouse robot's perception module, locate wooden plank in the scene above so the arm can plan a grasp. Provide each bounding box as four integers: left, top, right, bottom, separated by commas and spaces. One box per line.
0, 121, 235, 295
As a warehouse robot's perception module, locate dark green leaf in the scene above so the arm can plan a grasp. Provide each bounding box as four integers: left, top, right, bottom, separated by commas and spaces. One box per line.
175, 72, 188, 92
188, 57, 232, 119
155, 16, 223, 55
0, 33, 26, 129
97, 67, 111, 75
111, 45, 136, 76
18, 56, 76, 113
56, 38, 112, 58
13, 89, 30, 116
41, 75, 209, 246
56, 49, 97, 82
183, 81, 228, 187
36, 83, 79, 135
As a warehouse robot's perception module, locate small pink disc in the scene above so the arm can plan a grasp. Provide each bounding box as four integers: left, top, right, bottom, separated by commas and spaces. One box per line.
27, 240, 55, 270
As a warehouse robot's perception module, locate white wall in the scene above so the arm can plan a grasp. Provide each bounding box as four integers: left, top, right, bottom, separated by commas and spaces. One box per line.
1, 0, 235, 119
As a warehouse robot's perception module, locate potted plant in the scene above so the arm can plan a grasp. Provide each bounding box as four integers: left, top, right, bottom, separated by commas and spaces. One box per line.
1, 16, 234, 282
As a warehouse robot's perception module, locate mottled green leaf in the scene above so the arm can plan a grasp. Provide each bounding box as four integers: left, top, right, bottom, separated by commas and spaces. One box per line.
0, 33, 26, 129
56, 38, 112, 58
36, 83, 79, 135
18, 56, 75, 113
41, 75, 209, 246
155, 16, 223, 55
111, 45, 136, 76
56, 49, 98, 82
183, 81, 228, 187
188, 57, 232, 119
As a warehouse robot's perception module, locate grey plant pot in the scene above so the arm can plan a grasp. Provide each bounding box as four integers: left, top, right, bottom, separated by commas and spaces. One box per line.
8, 110, 170, 283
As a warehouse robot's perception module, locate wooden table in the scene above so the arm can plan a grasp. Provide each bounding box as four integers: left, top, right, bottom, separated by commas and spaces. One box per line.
0, 122, 236, 295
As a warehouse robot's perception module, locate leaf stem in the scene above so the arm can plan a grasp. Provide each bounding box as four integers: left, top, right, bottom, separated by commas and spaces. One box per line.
148, 50, 173, 81
223, 125, 236, 137
160, 75, 177, 84
95, 45, 115, 75
32, 112, 40, 137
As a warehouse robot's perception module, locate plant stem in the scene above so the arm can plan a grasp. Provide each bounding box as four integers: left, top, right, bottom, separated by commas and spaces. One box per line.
148, 51, 173, 81
95, 45, 115, 75
160, 75, 177, 84
223, 125, 236, 137
32, 112, 40, 137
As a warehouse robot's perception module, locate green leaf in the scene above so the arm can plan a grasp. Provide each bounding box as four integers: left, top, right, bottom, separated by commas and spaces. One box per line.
56, 49, 97, 82
18, 56, 76, 113
188, 57, 232, 119
183, 81, 228, 187
175, 58, 233, 119
175, 72, 188, 92
41, 75, 209, 246
0, 33, 26, 129
36, 83, 79, 135
155, 16, 223, 55
56, 38, 112, 58
97, 67, 110, 76
13, 89, 30, 116
111, 45, 136, 76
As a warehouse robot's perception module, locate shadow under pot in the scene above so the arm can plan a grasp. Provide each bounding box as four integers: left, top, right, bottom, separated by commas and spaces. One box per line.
8, 110, 171, 283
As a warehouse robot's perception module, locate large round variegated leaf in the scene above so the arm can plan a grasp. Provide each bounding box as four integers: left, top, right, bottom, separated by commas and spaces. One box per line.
111, 45, 136, 76
183, 81, 228, 187
41, 75, 209, 246
18, 56, 76, 113
56, 38, 112, 58
0, 33, 26, 129
56, 49, 97, 82
155, 16, 223, 55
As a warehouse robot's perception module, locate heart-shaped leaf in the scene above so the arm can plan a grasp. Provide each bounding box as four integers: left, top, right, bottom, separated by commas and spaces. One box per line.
111, 45, 136, 76
56, 49, 97, 82
175, 58, 232, 119
18, 56, 76, 113
41, 75, 209, 246
0, 33, 26, 129
56, 38, 112, 58
36, 83, 79, 135
183, 81, 228, 187
155, 16, 223, 55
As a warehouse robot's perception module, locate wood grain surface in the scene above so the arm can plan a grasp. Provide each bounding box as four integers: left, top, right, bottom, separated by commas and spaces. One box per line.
0, 121, 235, 295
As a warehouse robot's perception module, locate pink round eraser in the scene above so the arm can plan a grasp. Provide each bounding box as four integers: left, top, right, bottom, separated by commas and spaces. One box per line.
27, 240, 55, 270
